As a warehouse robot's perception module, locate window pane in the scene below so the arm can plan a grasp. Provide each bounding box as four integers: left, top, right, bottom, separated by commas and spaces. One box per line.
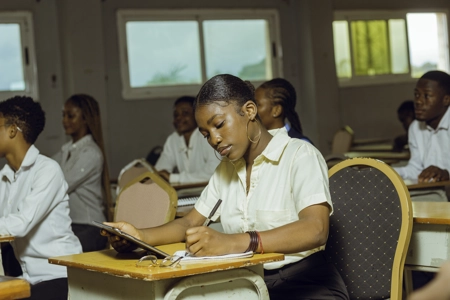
333, 21, 351, 78
351, 20, 390, 76
203, 20, 270, 81
389, 19, 409, 74
126, 21, 202, 87
0, 24, 25, 91
407, 13, 449, 78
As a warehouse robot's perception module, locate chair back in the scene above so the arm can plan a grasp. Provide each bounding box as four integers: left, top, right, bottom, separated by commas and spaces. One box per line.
117, 158, 155, 195
115, 171, 177, 229
331, 125, 354, 154
326, 157, 412, 300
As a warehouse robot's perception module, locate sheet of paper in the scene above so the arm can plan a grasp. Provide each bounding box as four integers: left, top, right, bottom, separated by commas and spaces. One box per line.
173, 250, 253, 262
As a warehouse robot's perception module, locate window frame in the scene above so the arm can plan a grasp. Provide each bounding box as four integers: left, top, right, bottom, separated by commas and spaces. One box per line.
333, 9, 450, 87
117, 9, 283, 100
0, 11, 39, 100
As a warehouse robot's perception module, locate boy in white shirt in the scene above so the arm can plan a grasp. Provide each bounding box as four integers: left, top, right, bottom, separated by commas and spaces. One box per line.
0, 96, 82, 299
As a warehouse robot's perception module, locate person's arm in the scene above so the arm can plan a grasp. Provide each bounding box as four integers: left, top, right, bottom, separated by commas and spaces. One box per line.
63, 147, 103, 194
154, 134, 176, 175
0, 161, 68, 237
184, 203, 329, 256
408, 261, 450, 300
393, 124, 422, 180
103, 208, 207, 252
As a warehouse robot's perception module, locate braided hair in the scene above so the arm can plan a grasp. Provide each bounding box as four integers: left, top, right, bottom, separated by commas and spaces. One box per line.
258, 78, 303, 135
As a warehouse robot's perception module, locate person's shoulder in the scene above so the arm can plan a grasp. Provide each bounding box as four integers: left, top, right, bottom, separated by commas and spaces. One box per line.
34, 154, 65, 176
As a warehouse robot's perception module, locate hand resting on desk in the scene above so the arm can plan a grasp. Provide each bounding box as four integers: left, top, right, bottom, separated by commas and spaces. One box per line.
418, 166, 450, 183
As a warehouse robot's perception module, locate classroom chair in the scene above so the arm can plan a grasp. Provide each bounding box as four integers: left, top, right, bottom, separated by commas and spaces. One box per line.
330, 125, 354, 154
326, 157, 413, 300
116, 158, 156, 195
114, 171, 178, 229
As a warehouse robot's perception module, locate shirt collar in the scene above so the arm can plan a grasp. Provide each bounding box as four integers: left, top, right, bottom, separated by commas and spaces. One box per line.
1, 144, 39, 182
437, 107, 450, 130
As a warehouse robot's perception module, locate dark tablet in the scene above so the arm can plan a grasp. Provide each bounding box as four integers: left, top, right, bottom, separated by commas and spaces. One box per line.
92, 221, 169, 258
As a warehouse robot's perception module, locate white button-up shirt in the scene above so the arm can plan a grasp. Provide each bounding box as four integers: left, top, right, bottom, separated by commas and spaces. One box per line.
52, 134, 106, 224
0, 145, 82, 284
155, 129, 220, 183
195, 131, 332, 269
394, 107, 450, 181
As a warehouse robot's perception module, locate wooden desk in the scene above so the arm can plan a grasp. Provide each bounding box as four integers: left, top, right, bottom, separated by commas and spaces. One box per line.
349, 143, 394, 152
49, 243, 284, 300
352, 137, 391, 145
344, 151, 410, 161
171, 182, 208, 191
407, 180, 450, 191
0, 276, 30, 300
404, 202, 450, 294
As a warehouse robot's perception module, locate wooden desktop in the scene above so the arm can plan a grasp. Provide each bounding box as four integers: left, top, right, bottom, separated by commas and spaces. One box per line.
49, 242, 284, 299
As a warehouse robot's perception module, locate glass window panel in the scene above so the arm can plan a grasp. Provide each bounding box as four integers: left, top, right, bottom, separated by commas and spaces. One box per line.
351, 20, 390, 76
126, 21, 202, 87
333, 21, 352, 78
0, 24, 25, 91
203, 20, 270, 81
389, 19, 409, 74
407, 13, 442, 78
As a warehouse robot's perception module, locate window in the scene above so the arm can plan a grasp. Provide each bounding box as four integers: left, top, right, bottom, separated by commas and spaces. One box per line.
0, 11, 38, 100
117, 9, 282, 99
333, 11, 449, 86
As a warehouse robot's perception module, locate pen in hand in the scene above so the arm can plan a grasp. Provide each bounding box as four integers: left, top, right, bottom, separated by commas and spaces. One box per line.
202, 199, 222, 227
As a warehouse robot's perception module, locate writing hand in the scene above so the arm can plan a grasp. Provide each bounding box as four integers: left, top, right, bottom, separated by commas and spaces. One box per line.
185, 226, 233, 257
418, 166, 450, 183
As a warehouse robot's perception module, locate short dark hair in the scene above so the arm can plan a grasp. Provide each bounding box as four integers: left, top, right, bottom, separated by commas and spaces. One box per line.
420, 70, 450, 95
397, 100, 415, 117
174, 96, 195, 107
0, 96, 45, 144
195, 74, 255, 114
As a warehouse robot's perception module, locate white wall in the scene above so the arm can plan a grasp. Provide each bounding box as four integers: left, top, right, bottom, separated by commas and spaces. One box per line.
0, 0, 449, 178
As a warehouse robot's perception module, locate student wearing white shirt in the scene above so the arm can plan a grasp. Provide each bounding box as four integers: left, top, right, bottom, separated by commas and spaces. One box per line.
104, 75, 349, 300
393, 71, 450, 201
52, 94, 112, 251
155, 96, 219, 183
0, 96, 82, 300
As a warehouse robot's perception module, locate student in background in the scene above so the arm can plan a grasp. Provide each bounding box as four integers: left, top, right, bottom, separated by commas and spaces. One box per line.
155, 96, 219, 184
255, 78, 313, 144
393, 70, 450, 201
104, 75, 349, 300
0, 96, 82, 299
392, 100, 415, 152
52, 94, 111, 252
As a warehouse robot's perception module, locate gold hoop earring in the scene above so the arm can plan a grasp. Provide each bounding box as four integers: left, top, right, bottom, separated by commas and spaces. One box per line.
246, 119, 261, 144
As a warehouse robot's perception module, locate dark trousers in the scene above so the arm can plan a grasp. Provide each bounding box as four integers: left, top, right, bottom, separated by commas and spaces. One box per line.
26, 278, 68, 300
72, 223, 108, 252
264, 251, 349, 300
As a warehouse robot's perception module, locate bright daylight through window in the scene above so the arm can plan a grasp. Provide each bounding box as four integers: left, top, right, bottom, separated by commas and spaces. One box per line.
333, 11, 449, 86
117, 10, 282, 99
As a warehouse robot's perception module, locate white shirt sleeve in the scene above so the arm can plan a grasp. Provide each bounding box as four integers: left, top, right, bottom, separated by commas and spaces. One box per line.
393, 124, 423, 180
0, 162, 68, 237
154, 134, 177, 172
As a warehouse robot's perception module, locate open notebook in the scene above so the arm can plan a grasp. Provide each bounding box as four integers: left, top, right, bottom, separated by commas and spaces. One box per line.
178, 196, 199, 207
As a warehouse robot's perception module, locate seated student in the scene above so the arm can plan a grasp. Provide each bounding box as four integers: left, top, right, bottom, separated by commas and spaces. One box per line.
103, 75, 349, 300
155, 96, 220, 184
0, 96, 82, 300
392, 100, 415, 152
255, 78, 313, 144
52, 94, 111, 252
408, 261, 450, 300
393, 71, 450, 201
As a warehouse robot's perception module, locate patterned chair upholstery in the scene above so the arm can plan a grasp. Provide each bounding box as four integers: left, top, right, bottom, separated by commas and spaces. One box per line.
326, 157, 413, 300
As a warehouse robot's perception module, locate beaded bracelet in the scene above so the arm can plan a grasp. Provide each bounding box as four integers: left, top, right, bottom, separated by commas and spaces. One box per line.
245, 231, 259, 253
